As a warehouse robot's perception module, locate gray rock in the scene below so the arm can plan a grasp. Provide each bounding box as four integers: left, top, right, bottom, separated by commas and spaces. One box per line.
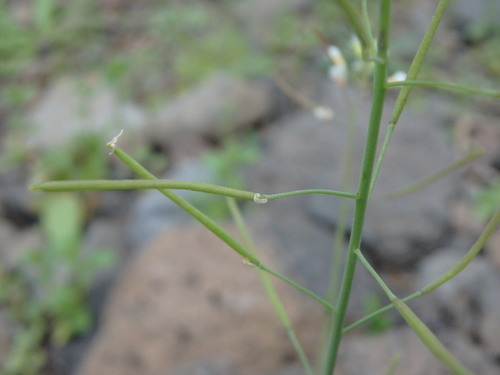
337, 327, 499, 375
127, 159, 216, 250
247, 204, 382, 323
414, 247, 500, 354
78, 225, 321, 375
234, 0, 311, 49
266, 364, 304, 375
0, 218, 43, 268
449, 0, 500, 42
27, 77, 147, 151
171, 358, 238, 375
248, 84, 458, 268
148, 74, 274, 150
0, 167, 38, 228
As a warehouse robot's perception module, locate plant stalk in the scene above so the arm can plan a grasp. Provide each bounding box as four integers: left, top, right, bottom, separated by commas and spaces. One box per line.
322, 1, 391, 373
370, 0, 452, 193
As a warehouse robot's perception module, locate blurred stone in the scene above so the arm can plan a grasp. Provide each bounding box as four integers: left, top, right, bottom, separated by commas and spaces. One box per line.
0, 310, 14, 370
336, 327, 498, 375
248, 84, 458, 268
266, 364, 304, 375
27, 76, 146, 151
171, 358, 238, 375
454, 114, 500, 180
414, 247, 500, 352
234, 0, 311, 49
148, 73, 274, 155
127, 159, 216, 250
0, 167, 38, 228
449, 0, 500, 42
78, 225, 321, 375
0, 218, 43, 268
480, 311, 500, 357
485, 228, 500, 269
247, 205, 382, 324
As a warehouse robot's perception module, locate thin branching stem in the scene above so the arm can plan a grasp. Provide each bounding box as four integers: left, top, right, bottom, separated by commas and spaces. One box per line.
32, 180, 357, 201
106, 146, 336, 312
370, 0, 453, 194
322, 1, 391, 373
334, 0, 373, 54
387, 80, 500, 98
382, 148, 483, 199
265, 190, 357, 200
227, 198, 314, 375
355, 249, 473, 375
344, 210, 500, 333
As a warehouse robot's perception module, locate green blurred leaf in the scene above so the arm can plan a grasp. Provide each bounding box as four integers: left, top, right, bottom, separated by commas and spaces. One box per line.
41, 193, 83, 253
476, 179, 500, 218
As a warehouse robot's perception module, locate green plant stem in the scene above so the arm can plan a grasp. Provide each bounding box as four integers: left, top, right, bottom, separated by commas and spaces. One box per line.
361, 0, 376, 54
265, 189, 357, 200
355, 249, 473, 375
327, 93, 359, 303
110, 147, 261, 264
385, 353, 402, 375
334, 0, 373, 55
227, 198, 314, 375
32, 179, 257, 200
383, 148, 483, 199
32, 180, 357, 201
370, 0, 452, 194
387, 80, 500, 98
322, 1, 391, 373
109, 146, 336, 312
318, 90, 359, 375
344, 209, 500, 333
260, 264, 335, 312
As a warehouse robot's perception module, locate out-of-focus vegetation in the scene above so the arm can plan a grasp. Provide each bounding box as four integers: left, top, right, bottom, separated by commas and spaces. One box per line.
0, 1, 499, 374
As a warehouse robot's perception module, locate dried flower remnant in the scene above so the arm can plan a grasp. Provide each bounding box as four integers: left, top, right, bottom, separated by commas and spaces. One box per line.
106, 129, 124, 154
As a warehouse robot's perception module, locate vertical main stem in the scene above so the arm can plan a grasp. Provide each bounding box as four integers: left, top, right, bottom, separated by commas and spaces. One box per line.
322, 0, 392, 373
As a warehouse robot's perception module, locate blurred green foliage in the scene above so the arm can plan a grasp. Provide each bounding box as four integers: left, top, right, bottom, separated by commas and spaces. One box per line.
0, 194, 114, 375
361, 293, 393, 334
476, 179, 500, 218
200, 135, 261, 218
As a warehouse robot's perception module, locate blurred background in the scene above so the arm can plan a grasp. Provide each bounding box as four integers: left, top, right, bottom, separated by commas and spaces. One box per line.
0, 0, 499, 374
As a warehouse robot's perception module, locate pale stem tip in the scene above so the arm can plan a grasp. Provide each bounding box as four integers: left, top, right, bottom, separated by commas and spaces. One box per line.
106, 129, 124, 155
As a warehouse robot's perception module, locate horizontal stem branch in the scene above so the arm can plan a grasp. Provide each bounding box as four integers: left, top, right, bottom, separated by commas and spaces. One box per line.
266, 189, 358, 200
31, 180, 357, 201
32, 179, 256, 200
387, 80, 500, 98
355, 249, 473, 375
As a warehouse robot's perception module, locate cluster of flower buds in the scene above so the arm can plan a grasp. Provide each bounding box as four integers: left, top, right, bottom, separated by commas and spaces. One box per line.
327, 45, 348, 87
326, 35, 407, 87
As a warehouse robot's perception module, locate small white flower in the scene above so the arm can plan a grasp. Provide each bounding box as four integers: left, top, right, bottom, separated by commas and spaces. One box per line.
253, 193, 268, 204
387, 71, 407, 83
313, 106, 335, 121
329, 65, 347, 87
327, 45, 345, 66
